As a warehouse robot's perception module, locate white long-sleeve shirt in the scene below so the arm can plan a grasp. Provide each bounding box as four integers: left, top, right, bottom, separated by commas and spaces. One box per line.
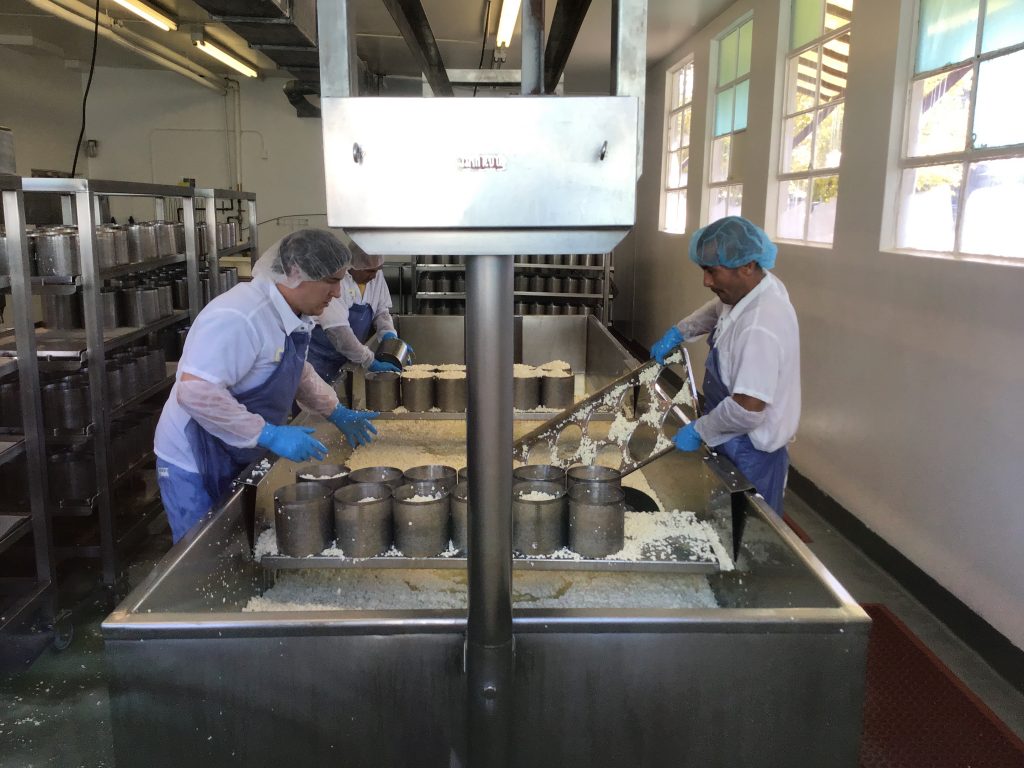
154, 277, 338, 473
675, 271, 800, 452
315, 271, 395, 367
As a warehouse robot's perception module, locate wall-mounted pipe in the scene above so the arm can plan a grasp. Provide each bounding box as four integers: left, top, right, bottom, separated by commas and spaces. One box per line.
25, 0, 226, 93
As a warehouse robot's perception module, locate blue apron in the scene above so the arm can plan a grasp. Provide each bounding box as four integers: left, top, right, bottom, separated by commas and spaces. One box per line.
307, 301, 375, 383
704, 331, 789, 514
185, 329, 310, 501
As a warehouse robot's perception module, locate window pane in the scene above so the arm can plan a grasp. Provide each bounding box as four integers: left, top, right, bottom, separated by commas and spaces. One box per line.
973, 49, 1024, 148
782, 114, 814, 173
916, 0, 979, 74
982, 0, 1024, 53
677, 148, 690, 188
727, 185, 744, 216
710, 136, 731, 183
907, 66, 972, 156
719, 29, 739, 84
792, 0, 824, 50
786, 48, 819, 114
709, 187, 731, 223
820, 31, 850, 103
715, 87, 735, 136
669, 111, 683, 151
734, 80, 750, 131
670, 71, 682, 110
824, 0, 854, 32
682, 63, 694, 104
778, 179, 809, 239
808, 176, 839, 243
665, 190, 687, 233
961, 158, 1024, 257
668, 150, 682, 187
813, 103, 844, 169
737, 20, 753, 77
681, 107, 692, 148
896, 163, 962, 251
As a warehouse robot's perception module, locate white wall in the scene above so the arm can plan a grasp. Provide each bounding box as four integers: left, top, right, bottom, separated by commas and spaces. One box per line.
85, 67, 331, 246
623, 0, 1024, 650
0, 47, 89, 177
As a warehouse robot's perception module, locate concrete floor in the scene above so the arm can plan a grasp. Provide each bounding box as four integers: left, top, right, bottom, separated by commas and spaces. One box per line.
1, 491, 1022, 766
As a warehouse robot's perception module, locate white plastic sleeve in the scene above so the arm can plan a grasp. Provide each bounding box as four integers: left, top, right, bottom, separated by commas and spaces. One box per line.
295, 362, 341, 416
677, 298, 722, 340
176, 378, 264, 448
693, 395, 767, 447
326, 326, 374, 367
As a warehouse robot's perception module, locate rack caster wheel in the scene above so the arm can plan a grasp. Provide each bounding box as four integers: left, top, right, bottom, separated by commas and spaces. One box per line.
52, 610, 74, 652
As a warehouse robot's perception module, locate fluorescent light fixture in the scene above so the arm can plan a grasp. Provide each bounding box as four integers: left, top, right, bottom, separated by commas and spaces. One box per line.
495, 0, 521, 48
111, 0, 177, 32
194, 39, 258, 78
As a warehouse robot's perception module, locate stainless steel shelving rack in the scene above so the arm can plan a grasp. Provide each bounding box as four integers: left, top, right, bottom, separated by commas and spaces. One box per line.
194, 188, 258, 296
0, 174, 59, 669
13, 178, 204, 587
412, 253, 614, 323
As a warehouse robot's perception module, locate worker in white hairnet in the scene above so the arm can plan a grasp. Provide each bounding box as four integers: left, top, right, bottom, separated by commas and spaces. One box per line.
154, 229, 379, 542
306, 242, 413, 383
649, 216, 800, 515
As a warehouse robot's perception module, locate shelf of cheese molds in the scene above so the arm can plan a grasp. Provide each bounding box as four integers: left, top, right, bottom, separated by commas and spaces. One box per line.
0, 356, 18, 379
217, 243, 252, 259
416, 292, 603, 300
0, 437, 26, 468
415, 263, 605, 273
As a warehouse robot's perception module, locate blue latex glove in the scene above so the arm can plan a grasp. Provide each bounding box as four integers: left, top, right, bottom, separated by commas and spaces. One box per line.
381, 331, 415, 357
651, 326, 685, 364
673, 423, 703, 452
257, 424, 327, 462
368, 359, 401, 374
328, 404, 380, 448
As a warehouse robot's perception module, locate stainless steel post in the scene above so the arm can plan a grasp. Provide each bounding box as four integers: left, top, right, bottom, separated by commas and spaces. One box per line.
247, 197, 259, 267
611, 0, 648, 178
465, 253, 514, 767
521, 0, 545, 96
76, 187, 117, 585
182, 196, 202, 321
204, 195, 221, 299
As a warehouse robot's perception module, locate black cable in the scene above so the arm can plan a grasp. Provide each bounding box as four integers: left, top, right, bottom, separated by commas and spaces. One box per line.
71, 0, 101, 178
473, 0, 492, 97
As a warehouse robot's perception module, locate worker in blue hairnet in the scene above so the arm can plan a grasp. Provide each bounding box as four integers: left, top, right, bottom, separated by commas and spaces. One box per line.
650, 216, 800, 515
306, 242, 412, 384
154, 229, 379, 542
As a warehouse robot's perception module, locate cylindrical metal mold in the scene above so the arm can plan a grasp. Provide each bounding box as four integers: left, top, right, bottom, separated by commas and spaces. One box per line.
376, 337, 413, 370
296, 463, 351, 493
348, 465, 405, 489
435, 373, 467, 412
94, 227, 119, 271
514, 274, 530, 291
172, 277, 190, 309
100, 287, 121, 328
586, 253, 604, 267
528, 274, 545, 292
48, 450, 97, 501
568, 482, 624, 557
544, 276, 562, 293
43, 380, 88, 431
34, 228, 80, 275
155, 283, 174, 318
514, 301, 529, 315
527, 254, 542, 264
106, 361, 126, 406
452, 302, 465, 316
365, 372, 400, 411
139, 287, 161, 324
42, 293, 82, 330
333, 483, 393, 558
513, 372, 541, 410
569, 253, 586, 266
116, 355, 142, 398
453, 275, 466, 292
528, 302, 543, 315
419, 275, 435, 293
451, 480, 469, 553
564, 304, 580, 316
401, 373, 435, 412
393, 481, 450, 557
567, 464, 622, 489
436, 276, 452, 293
0, 127, 14, 175
513, 464, 566, 488
127, 223, 157, 262
512, 480, 567, 556
403, 464, 457, 491
545, 303, 563, 315
541, 372, 575, 409
274, 483, 333, 558
457, 466, 469, 483
147, 347, 167, 385
564, 277, 582, 294
542, 254, 556, 265
581, 278, 596, 295
195, 223, 208, 257
153, 221, 175, 257
121, 287, 144, 327
0, 381, 20, 429
172, 222, 185, 254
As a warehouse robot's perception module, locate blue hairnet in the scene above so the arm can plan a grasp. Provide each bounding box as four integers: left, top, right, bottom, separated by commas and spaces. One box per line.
688, 216, 777, 270
252, 229, 352, 288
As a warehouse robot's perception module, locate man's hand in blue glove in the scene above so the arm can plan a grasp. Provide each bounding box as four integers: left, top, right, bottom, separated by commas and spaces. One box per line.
380, 331, 415, 357
673, 422, 703, 452
368, 359, 401, 374
650, 326, 685, 364
328, 404, 380, 448
257, 424, 328, 462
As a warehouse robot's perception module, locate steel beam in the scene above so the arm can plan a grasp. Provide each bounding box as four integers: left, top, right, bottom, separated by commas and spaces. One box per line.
520, 0, 545, 95
382, 0, 453, 97
544, 0, 592, 94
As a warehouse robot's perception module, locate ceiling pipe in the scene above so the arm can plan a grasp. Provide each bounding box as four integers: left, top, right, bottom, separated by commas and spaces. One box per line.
25, 0, 226, 93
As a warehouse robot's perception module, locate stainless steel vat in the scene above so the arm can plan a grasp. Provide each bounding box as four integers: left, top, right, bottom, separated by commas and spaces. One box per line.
333, 483, 393, 557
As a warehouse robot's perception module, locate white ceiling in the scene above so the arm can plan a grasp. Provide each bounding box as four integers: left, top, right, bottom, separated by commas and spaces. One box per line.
1, 0, 733, 92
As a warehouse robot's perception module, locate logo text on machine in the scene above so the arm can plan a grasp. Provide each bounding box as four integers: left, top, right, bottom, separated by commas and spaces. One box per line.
457, 154, 507, 171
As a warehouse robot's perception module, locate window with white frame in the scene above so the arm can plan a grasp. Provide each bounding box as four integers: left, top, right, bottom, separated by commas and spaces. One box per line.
662, 59, 694, 233
896, 0, 1024, 259
777, 0, 852, 244
707, 18, 753, 223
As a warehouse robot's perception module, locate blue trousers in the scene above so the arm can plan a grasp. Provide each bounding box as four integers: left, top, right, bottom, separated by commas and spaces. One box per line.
157, 458, 215, 543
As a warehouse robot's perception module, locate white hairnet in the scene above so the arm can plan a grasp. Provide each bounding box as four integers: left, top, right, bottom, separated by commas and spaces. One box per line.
251, 229, 352, 288
350, 241, 384, 271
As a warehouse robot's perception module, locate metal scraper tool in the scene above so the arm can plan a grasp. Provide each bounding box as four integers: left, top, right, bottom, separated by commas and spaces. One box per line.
513, 347, 700, 479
